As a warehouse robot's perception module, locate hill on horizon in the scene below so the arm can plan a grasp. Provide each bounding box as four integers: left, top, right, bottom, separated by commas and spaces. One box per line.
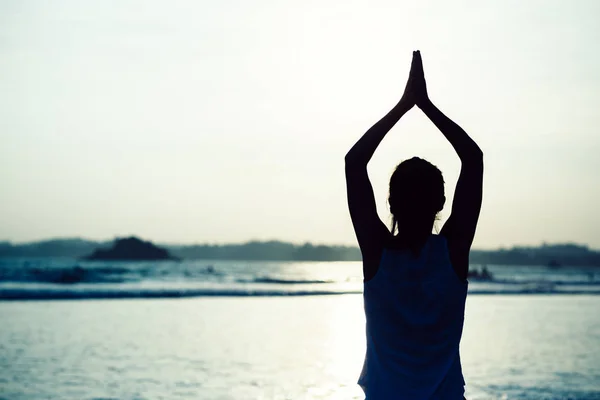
1, 236, 600, 266
83, 237, 178, 261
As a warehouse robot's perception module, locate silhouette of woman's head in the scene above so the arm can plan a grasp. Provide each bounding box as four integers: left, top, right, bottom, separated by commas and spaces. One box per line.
388, 157, 445, 235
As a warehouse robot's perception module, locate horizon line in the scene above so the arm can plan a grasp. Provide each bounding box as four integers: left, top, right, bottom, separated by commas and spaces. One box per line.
1, 235, 597, 252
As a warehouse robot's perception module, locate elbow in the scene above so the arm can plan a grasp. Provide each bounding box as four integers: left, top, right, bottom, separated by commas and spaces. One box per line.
344, 155, 356, 173
344, 152, 367, 173
459, 147, 483, 168
472, 148, 484, 169
344, 151, 360, 167
470, 140, 483, 159
344, 149, 356, 164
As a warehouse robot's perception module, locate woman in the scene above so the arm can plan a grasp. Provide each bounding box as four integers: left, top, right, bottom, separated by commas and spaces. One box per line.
345, 51, 483, 399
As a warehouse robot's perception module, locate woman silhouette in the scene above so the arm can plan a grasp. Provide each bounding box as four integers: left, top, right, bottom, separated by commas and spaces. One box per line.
345, 51, 483, 399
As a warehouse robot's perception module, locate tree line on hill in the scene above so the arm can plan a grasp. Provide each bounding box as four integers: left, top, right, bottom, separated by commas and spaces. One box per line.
0, 238, 599, 266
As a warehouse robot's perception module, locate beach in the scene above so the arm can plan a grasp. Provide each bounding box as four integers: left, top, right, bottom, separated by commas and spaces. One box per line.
3, 1, 600, 399
1, 294, 599, 400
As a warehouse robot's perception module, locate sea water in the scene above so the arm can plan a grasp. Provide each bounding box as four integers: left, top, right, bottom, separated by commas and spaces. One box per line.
1, 259, 600, 399
1, 258, 599, 299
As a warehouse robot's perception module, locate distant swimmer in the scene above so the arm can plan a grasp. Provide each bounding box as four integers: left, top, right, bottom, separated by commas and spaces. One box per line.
479, 265, 492, 280
345, 50, 483, 399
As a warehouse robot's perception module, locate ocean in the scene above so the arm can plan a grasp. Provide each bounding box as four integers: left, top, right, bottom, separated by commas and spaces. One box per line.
1, 258, 599, 399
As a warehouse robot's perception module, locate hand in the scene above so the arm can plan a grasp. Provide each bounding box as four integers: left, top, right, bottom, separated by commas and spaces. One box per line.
399, 50, 428, 109
399, 52, 418, 109
411, 50, 430, 108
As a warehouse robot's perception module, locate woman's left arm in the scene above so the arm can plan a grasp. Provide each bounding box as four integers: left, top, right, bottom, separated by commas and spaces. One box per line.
412, 51, 483, 279
421, 99, 483, 248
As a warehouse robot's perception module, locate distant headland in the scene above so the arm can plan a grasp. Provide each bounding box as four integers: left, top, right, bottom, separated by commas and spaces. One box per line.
0, 237, 599, 266
84, 237, 178, 261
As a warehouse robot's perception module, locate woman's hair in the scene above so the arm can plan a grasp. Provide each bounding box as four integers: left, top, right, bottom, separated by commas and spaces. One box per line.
388, 157, 445, 235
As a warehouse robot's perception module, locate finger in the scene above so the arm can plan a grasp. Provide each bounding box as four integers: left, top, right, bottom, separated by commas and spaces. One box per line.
415, 51, 424, 74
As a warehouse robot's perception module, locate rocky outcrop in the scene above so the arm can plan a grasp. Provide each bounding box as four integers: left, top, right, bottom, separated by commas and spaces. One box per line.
84, 237, 178, 261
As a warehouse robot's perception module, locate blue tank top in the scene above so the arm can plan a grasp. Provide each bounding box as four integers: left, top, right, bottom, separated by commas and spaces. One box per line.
358, 234, 468, 399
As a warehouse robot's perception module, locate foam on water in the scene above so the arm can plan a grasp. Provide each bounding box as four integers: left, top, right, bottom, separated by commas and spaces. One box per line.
1, 257, 599, 300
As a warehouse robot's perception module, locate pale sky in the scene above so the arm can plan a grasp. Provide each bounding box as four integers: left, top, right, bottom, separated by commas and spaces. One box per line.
1, 0, 599, 249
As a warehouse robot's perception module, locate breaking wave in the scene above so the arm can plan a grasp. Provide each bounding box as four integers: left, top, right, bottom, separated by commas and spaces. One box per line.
1, 258, 599, 300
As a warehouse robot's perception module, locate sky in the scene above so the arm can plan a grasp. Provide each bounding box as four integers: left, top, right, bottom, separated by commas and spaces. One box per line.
1, 0, 599, 249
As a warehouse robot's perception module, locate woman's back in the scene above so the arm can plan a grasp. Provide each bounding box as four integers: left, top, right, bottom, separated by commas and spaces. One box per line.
359, 235, 467, 399
344, 51, 483, 398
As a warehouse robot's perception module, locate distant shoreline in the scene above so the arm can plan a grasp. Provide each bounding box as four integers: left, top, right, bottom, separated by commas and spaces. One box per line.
1, 238, 599, 266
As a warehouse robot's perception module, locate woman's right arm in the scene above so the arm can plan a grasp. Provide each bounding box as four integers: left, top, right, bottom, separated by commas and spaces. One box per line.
345, 52, 418, 280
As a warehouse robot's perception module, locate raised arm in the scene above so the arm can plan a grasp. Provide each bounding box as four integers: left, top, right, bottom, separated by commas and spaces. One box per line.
413, 51, 483, 280
345, 52, 419, 281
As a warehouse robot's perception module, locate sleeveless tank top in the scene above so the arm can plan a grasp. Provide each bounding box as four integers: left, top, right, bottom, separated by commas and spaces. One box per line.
358, 234, 468, 399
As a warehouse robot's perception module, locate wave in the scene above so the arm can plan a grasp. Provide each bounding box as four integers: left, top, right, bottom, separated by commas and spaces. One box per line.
468, 288, 600, 295
0, 264, 220, 285
1, 285, 600, 301
0, 265, 340, 286
2, 261, 599, 298
5, 265, 599, 287
238, 277, 337, 285
0, 287, 361, 301
0, 265, 132, 284
485, 278, 600, 286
